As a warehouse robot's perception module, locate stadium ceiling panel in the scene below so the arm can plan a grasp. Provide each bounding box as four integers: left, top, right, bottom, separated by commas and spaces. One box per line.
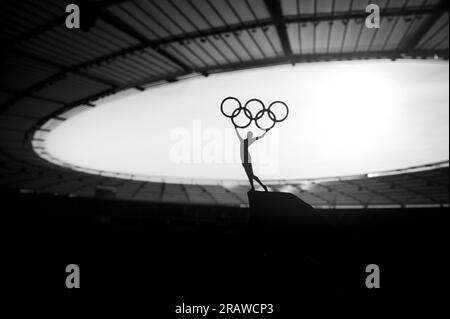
0, 0, 448, 207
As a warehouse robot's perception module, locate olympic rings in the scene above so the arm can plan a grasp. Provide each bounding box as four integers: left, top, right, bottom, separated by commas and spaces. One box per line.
255, 108, 277, 130
231, 107, 253, 128
220, 97, 241, 118
268, 101, 289, 122
220, 96, 289, 129
244, 99, 265, 120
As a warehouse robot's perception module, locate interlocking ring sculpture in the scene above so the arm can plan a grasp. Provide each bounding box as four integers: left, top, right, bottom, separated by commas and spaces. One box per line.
220, 97, 289, 130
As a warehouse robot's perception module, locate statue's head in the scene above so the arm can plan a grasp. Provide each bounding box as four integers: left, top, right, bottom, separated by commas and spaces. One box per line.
247, 131, 253, 139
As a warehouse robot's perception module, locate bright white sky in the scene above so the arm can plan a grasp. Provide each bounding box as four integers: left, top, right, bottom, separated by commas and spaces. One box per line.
44, 60, 449, 183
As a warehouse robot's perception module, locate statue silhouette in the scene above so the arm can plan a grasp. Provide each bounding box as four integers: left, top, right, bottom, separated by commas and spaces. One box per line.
235, 127, 269, 191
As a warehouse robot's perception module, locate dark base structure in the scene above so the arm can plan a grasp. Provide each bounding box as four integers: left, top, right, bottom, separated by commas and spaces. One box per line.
4, 190, 447, 317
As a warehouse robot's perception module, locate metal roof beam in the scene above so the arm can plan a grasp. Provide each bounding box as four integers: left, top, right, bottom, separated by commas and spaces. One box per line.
5, 0, 133, 48
6, 16, 66, 48
98, 10, 192, 72
3, 4, 445, 101
283, 4, 446, 24
0, 64, 116, 113
5, 1, 191, 73
134, 5, 448, 45
0, 88, 65, 105
196, 50, 448, 74
22, 86, 118, 142
13, 48, 119, 87
398, 0, 449, 51
17, 48, 446, 142
264, 0, 293, 64
6, 2, 444, 50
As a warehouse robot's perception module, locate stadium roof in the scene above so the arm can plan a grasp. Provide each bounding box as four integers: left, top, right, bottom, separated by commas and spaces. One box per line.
0, 0, 448, 207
